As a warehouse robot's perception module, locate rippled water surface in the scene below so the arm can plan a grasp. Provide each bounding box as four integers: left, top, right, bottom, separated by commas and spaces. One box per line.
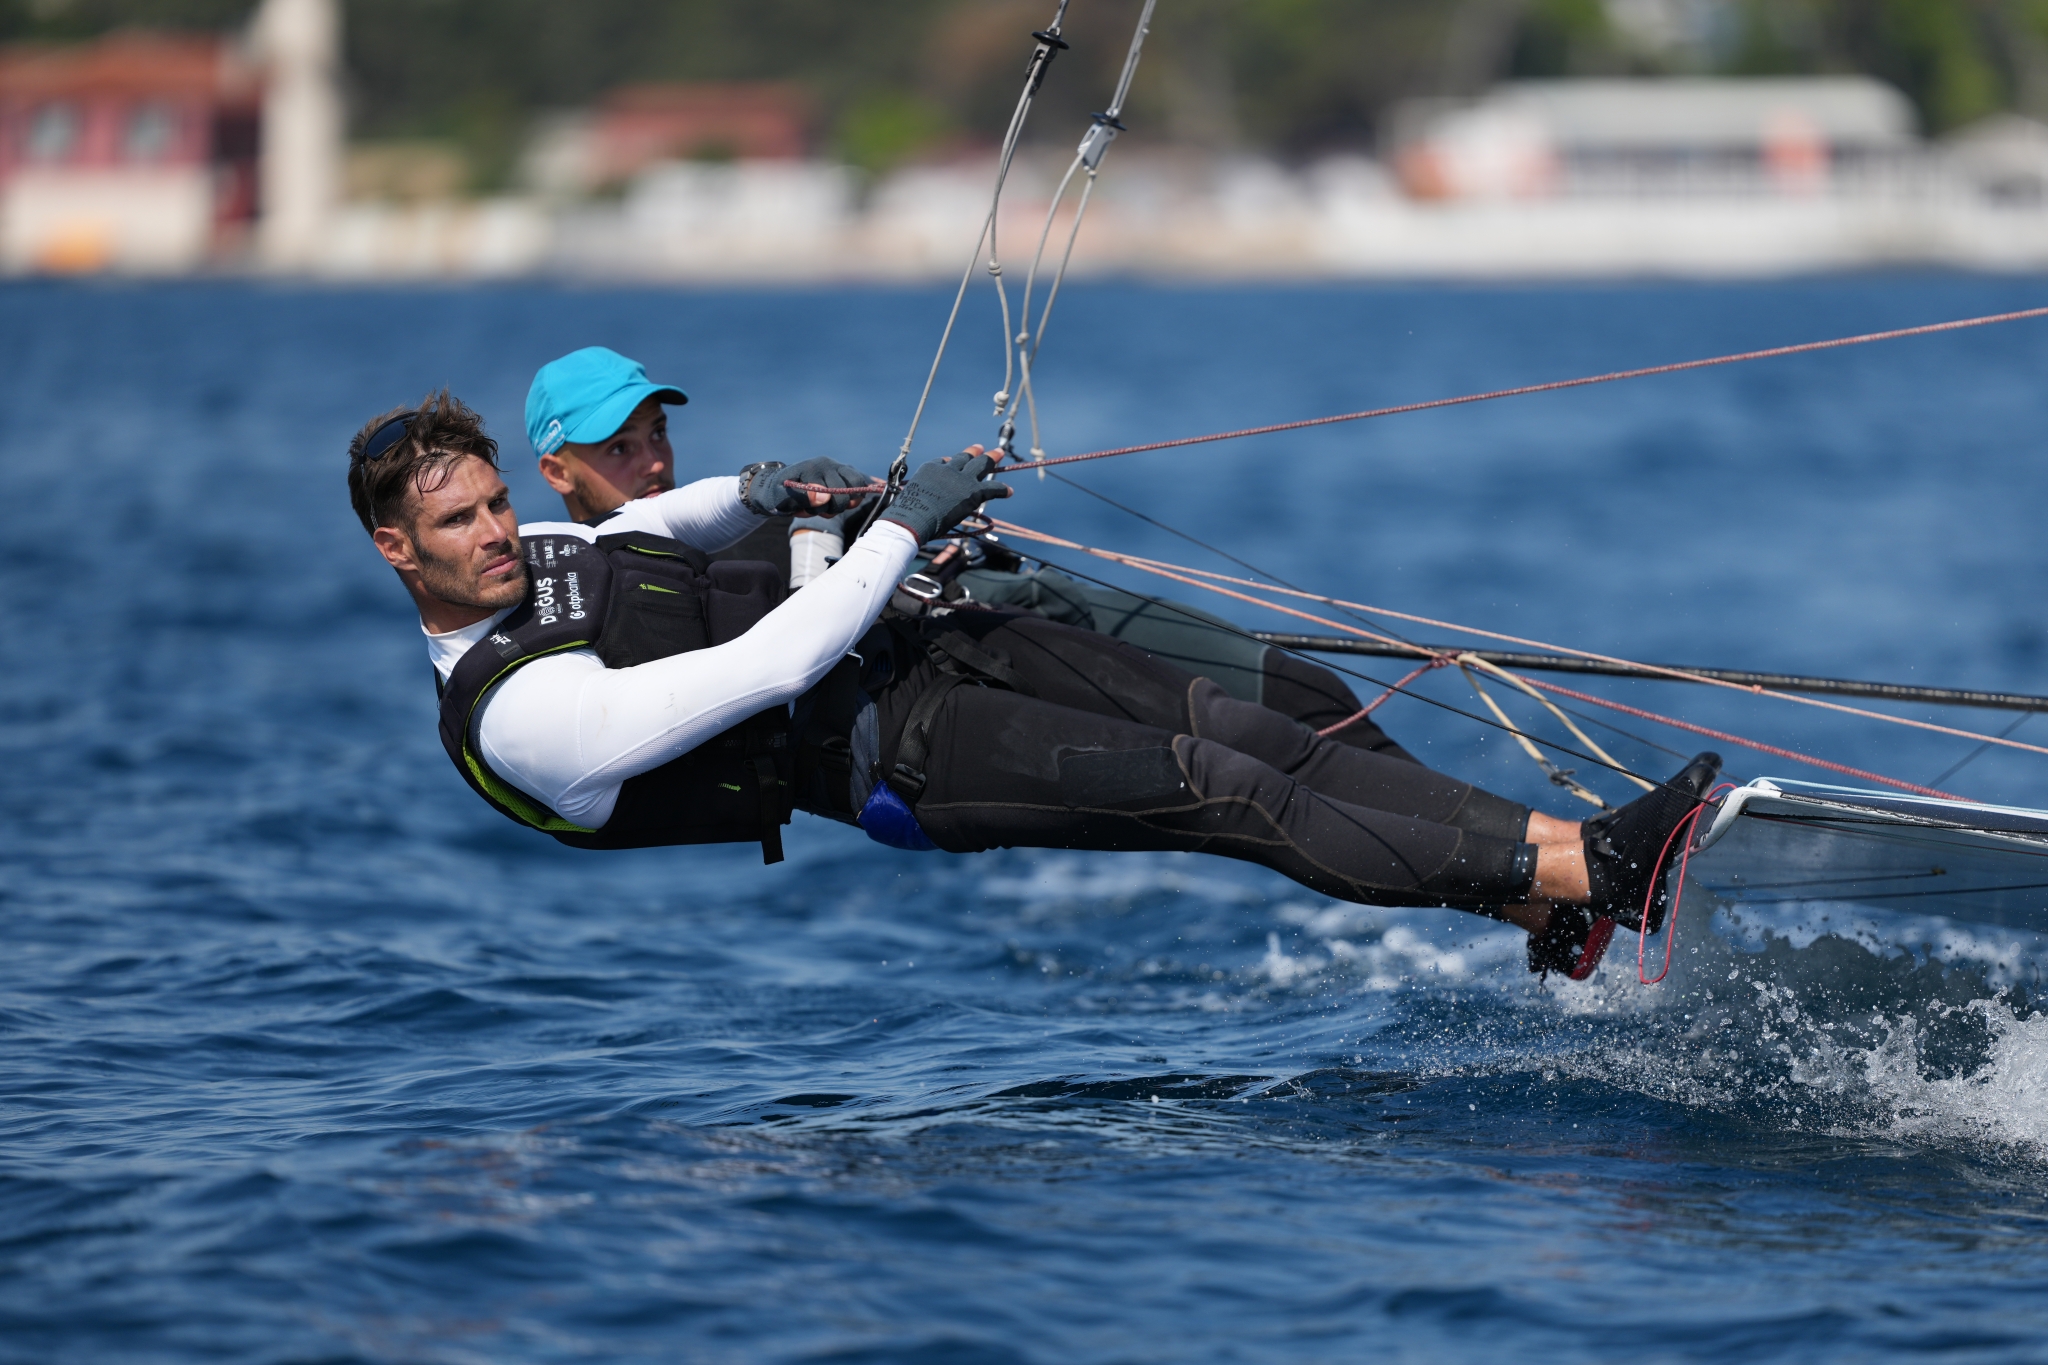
9, 276, 2048, 1363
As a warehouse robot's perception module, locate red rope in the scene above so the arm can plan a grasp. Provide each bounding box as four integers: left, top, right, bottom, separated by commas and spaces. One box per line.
1638, 782, 1734, 986
995, 517, 1969, 799
1004, 305, 2048, 472
1316, 657, 1449, 737
1518, 675, 1963, 800
783, 479, 889, 497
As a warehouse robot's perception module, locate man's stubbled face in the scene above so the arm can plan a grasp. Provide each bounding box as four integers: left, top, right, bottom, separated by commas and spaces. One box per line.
538, 396, 674, 519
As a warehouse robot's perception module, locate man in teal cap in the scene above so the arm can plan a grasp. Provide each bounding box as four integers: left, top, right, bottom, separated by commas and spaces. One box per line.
529, 346, 692, 522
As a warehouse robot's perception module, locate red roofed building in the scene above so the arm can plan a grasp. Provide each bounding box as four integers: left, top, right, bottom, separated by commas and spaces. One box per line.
527, 83, 814, 196
594, 83, 810, 175
0, 31, 260, 271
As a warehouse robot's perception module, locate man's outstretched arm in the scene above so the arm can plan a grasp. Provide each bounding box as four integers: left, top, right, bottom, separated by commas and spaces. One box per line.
474, 522, 922, 827
565, 458, 879, 551
533, 474, 757, 549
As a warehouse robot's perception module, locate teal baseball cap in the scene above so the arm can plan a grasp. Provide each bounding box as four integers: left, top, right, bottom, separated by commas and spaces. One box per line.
525, 346, 687, 457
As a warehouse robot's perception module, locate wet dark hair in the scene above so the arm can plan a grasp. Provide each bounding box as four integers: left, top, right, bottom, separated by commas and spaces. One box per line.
346, 389, 501, 535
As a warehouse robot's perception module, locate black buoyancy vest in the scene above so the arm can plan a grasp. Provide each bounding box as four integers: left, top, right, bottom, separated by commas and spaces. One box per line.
436, 529, 792, 862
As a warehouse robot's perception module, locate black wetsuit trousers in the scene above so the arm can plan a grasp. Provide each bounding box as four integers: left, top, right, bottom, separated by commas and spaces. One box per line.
798, 611, 1540, 910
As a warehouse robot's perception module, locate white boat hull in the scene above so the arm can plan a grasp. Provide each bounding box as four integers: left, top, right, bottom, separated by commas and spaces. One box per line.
1690, 779, 2048, 935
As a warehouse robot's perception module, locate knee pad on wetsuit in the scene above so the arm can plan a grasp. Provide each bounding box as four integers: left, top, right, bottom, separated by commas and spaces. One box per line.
1185, 677, 1322, 773
1053, 736, 1283, 844
1051, 719, 1293, 824
1056, 745, 1196, 813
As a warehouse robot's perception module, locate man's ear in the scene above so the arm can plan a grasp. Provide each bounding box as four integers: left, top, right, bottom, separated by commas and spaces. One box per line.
537, 452, 578, 497
371, 523, 419, 574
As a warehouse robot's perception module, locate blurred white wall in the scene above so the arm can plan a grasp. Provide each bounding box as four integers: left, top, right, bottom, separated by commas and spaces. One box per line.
0, 168, 212, 271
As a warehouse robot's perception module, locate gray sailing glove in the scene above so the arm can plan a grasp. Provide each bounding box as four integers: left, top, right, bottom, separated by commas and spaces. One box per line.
740, 457, 877, 517
880, 450, 1014, 543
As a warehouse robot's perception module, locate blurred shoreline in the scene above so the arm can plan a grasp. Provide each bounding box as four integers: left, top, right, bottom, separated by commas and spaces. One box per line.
179, 148, 2048, 283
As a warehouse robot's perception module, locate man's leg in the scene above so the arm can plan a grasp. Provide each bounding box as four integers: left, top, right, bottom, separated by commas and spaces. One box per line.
1256, 646, 1418, 762
907, 684, 1537, 910
952, 567, 1415, 758
911, 611, 1526, 839
854, 612, 1716, 973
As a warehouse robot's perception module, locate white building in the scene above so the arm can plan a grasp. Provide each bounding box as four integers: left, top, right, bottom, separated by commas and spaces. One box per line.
1390, 78, 1920, 200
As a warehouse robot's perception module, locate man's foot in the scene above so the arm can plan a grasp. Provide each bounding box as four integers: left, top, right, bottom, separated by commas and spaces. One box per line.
1526, 904, 1616, 981
1581, 752, 1723, 933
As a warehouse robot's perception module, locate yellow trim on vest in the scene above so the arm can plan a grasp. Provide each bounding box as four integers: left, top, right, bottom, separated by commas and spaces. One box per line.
462, 639, 599, 834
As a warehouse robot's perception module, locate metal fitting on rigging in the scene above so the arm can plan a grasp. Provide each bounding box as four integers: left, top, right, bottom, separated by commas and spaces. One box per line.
1077, 112, 1126, 171
1024, 28, 1070, 96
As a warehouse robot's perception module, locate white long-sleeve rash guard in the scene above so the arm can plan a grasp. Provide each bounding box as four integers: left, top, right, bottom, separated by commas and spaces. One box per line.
424, 475, 919, 829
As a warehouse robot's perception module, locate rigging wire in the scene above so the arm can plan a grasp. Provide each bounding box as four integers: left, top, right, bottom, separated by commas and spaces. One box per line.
991, 523, 2048, 764
869, 0, 1072, 539
988, 517, 1973, 798
998, 304, 2048, 474
1539, 697, 1694, 764
1044, 467, 1428, 648
1001, 0, 1158, 464
1928, 711, 2034, 789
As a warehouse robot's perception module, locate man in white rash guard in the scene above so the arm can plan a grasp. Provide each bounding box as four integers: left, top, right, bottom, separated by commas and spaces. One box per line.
352, 391, 1720, 981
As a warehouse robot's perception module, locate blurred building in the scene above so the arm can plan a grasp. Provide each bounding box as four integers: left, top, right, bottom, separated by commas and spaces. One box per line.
524, 83, 811, 198
0, 32, 260, 272
1391, 78, 1918, 200
0, 0, 338, 274
1943, 115, 2048, 205
521, 80, 840, 279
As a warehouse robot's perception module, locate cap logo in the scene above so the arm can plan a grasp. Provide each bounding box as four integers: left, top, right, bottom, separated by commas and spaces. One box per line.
537, 418, 565, 456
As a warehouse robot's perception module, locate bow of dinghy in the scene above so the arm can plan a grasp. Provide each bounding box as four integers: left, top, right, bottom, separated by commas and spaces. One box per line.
1690, 779, 2048, 935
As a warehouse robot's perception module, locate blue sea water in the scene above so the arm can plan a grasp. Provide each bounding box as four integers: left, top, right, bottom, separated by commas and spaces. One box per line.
8, 274, 2048, 1363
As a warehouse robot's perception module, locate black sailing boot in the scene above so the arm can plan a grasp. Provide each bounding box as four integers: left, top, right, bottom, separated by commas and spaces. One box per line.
1525, 904, 1617, 981
1581, 752, 1722, 933
1525, 752, 1722, 981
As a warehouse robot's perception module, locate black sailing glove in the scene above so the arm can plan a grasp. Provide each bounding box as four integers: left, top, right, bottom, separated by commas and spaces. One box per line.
740, 457, 877, 517
880, 450, 1015, 543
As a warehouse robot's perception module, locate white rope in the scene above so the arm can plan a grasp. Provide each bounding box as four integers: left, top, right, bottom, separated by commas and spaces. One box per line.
1104, 0, 1155, 114
887, 1, 1071, 499
1012, 152, 1086, 460
999, 0, 1158, 471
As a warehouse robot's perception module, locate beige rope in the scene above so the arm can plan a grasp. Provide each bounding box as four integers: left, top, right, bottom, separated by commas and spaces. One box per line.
1457, 663, 1612, 810
1459, 654, 1655, 793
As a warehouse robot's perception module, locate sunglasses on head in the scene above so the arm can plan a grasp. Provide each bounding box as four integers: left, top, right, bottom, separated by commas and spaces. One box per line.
353, 412, 416, 469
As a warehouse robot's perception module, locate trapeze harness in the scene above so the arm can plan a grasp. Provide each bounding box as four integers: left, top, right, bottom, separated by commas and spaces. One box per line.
434, 530, 793, 863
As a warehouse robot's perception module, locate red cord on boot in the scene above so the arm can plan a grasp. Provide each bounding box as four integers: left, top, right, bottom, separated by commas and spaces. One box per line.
1637, 782, 1736, 985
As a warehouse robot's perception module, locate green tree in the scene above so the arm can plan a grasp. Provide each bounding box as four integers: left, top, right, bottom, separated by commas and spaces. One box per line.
8, 0, 2046, 167
1727, 0, 2009, 132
